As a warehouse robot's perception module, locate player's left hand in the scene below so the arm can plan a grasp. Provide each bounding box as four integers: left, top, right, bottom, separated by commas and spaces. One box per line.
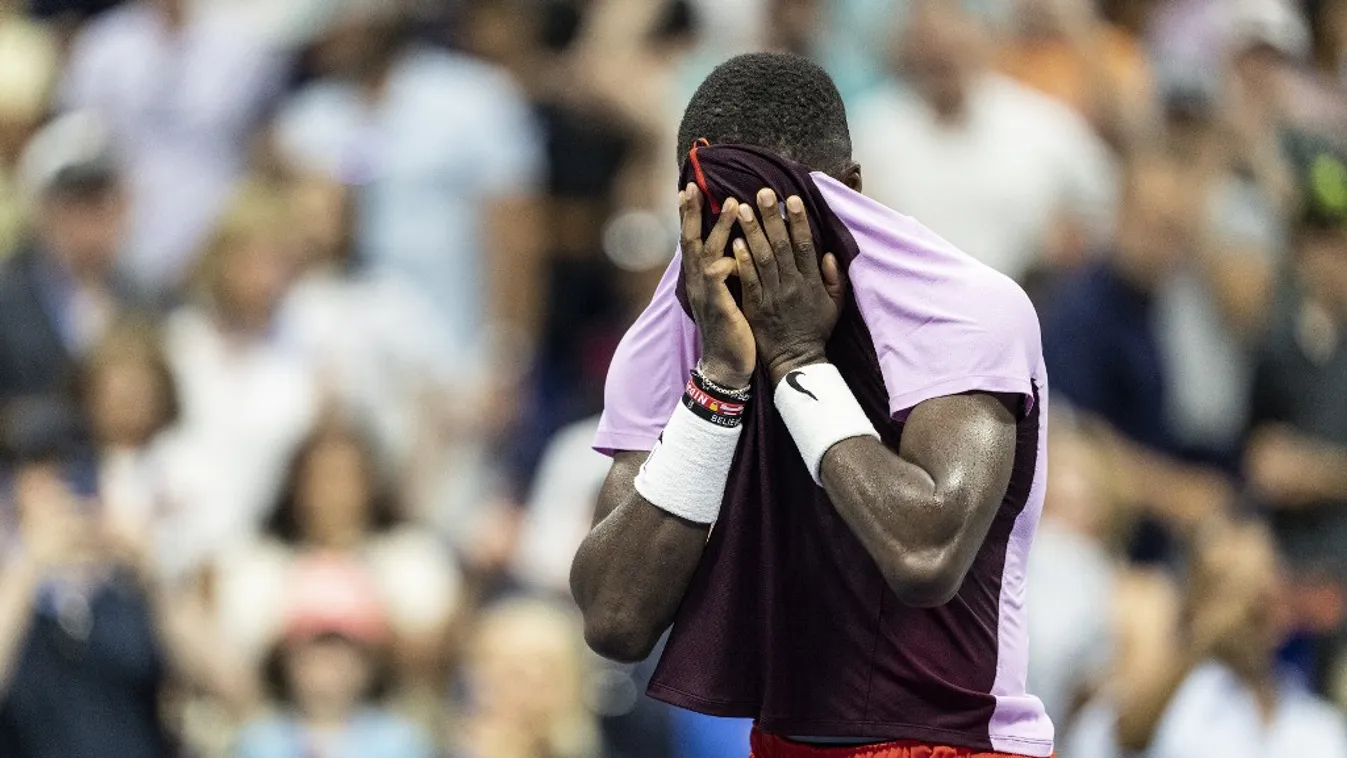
733, 188, 846, 386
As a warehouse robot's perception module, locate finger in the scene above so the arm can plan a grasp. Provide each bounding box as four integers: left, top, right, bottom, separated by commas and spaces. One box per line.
704, 257, 744, 320
785, 195, 819, 280
821, 252, 847, 305
703, 197, 740, 262
733, 238, 761, 306
737, 202, 778, 288
756, 189, 795, 279
679, 184, 701, 274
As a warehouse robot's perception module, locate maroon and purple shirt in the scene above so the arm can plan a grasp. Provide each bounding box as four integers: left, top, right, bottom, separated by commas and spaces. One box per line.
594, 146, 1053, 756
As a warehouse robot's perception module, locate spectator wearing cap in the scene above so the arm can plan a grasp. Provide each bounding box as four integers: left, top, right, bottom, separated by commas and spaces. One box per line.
59, 0, 288, 297
234, 555, 434, 758
0, 111, 136, 416
1245, 142, 1347, 696
850, 0, 1115, 283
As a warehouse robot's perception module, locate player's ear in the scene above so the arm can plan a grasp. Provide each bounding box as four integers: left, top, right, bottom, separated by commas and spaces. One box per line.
843, 163, 862, 193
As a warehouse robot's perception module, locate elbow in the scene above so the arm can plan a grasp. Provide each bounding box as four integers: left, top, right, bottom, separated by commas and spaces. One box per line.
882, 547, 966, 608
580, 608, 661, 663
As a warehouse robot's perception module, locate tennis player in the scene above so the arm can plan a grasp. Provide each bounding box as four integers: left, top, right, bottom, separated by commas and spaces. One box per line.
571, 51, 1053, 758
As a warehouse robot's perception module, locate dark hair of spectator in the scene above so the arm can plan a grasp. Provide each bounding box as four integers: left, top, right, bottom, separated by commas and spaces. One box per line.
264, 418, 402, 545
262, 632, 393, 706
676, 52, 854, 178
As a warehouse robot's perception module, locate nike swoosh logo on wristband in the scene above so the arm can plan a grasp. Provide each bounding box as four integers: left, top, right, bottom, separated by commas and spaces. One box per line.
785, 370, 818, 401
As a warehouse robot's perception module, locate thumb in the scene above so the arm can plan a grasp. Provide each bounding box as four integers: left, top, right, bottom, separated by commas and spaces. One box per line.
821, 253, 846, 305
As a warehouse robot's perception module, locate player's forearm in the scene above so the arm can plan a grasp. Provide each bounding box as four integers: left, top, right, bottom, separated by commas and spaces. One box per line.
820, 437, 975, 607
571, 494, 709, 663
571, 450, 713, 662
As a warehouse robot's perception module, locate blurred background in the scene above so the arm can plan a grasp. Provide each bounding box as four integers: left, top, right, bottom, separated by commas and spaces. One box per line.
1, 0, 1347, 755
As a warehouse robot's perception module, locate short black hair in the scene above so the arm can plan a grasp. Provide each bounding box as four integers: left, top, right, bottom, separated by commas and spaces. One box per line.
676, 52, 853, 177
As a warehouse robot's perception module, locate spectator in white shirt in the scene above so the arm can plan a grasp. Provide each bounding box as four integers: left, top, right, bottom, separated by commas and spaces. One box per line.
1066, 521, 1347, 758
275, 175, 459, 474
61, 0, 287, 297
850, 0, 1114, 282
164, 183, 317, 561
273, 0, 544, 385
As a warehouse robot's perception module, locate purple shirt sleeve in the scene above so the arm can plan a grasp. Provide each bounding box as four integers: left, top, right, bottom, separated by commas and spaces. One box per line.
593, 253, 700, 455
815, 173, 1042, 419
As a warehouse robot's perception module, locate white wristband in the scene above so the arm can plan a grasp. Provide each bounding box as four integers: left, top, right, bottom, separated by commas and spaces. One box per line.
774, 362, 880, 484
634, 400, 742, 524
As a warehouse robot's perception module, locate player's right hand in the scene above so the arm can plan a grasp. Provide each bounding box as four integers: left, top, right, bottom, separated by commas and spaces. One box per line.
681, 184, 755, 388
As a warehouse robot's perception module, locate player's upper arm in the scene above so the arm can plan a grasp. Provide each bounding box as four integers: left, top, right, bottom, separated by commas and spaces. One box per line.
900, 392, 1018, 557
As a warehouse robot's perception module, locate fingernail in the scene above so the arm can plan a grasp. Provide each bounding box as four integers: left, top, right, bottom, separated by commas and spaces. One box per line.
686, 183, 698, 195
738, 204, 754, 222
733, 239, 746, 253
758, 188, 776, 206
787, 196, 804, 213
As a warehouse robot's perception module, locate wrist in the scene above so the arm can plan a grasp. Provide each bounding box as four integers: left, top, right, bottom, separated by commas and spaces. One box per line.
696, 358, 752, 391
768, 350, 829, 387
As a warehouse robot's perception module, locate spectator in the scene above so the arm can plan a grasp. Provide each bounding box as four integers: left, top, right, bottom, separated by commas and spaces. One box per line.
998, 0, 1156, 144
163, 182, 317, 559
60, 0, 287, 297
76, 317, 197, 579
0, 437, 248, 758
0, 447, 172, 758
850, 0, 1114, 282
451, 598, 599, 758
234, 554, 434, 758
1154, 92, 1282, 469
273, 0, 544, 384
0, 4, 59, 259
1069, 521, 1347, 757
276, 175, 461, 471
273, 0, 544, 541
1245, 141, 1347, 695
1042, 151, 1234, 534
2, 112, 133, 411
216, 418, 461, 689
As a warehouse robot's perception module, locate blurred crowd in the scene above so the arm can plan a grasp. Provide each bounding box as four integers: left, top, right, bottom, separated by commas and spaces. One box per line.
1, 0, 1347, 756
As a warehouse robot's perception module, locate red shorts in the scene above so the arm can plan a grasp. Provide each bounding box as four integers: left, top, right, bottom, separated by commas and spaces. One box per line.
748, 728, 1050, 758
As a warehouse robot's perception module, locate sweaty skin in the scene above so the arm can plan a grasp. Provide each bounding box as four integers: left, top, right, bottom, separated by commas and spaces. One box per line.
571, 187, 1018, 661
